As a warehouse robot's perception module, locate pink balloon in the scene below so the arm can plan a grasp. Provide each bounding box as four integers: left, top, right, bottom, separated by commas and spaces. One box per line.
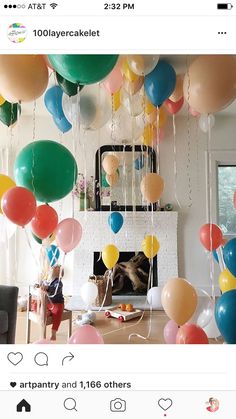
33, 339, 52, 344
103, 64, 123, 95
163, 320, 179, 344
56, 218, 82, 253
68, 325, 104, 344
189, 106, 200, 117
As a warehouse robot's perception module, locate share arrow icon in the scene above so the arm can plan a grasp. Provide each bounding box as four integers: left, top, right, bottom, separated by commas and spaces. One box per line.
62, 352, 75, 366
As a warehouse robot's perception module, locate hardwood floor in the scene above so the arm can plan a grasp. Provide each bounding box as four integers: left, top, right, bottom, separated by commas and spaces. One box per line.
16, 311, 222, 344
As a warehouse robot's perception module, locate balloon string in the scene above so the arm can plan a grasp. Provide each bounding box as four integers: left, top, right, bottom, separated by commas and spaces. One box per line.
24, 227, 40, 269
172, 115, 182, 208
207, 116, 215, 303
98, 269, 112, 312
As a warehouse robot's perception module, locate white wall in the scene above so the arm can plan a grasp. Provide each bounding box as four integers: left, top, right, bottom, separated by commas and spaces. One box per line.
1, 106, 236, 296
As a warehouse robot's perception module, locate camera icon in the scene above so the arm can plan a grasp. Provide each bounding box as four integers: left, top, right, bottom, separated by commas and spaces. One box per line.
110, 398, 126, 412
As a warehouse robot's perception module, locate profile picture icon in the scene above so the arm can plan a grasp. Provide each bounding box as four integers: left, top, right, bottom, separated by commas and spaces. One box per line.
206, 397, 220, 413
7, 23, 27, 43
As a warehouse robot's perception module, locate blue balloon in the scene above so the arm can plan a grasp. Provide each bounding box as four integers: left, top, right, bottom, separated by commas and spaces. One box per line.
108, 212, 124, 234
144, 60, 176, 107
215, 289, 236, 343
46, 245, 60, 267
134, 154, 145, 170
53, 115, 72, 133
223, 238, 236, 276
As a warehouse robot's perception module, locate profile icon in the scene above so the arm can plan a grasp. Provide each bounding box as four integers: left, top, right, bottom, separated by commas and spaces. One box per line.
7, 23, 27, 43
206, 397, 220, 413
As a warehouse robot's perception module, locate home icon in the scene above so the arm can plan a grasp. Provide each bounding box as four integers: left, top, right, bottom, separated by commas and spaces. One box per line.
16, 399, 31, 413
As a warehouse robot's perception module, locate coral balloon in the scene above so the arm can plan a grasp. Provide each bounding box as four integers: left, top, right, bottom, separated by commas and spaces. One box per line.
219, 269, 236, 293
0, 55, 48, 102
169, 74, 184, 102
102, 244, 119, 269
140, 173, 164, 203
164, 97, 184, 115
142, 235, 160, 259
183, 55, 236, 113
199, 223, 223, 251
56, 218, 82, 253
161, 278, 198, 326
102, 155, 119, 175
1, 186, 36, 227
0, 174, 16, 214
14, 140, 77, 203
48, 55, 118, 85
31, 205, 58, 239
68, 324, 104, 344
163, 320, 179, 344
176, 324, 209, 344
103, 64, 123, 94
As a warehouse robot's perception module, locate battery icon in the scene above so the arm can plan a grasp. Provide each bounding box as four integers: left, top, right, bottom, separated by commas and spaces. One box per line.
217, 3, 233, 9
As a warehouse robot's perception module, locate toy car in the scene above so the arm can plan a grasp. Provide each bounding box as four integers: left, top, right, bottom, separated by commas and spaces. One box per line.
105, 306, 143, 322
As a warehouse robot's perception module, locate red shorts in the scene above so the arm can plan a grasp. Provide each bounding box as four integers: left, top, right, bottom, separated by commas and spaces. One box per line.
47, 303, 64, 331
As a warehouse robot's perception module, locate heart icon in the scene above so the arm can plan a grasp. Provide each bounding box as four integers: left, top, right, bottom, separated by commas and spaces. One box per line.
7, 352, 23, 366
158, 398, 173, 411
10, 382, 17, 388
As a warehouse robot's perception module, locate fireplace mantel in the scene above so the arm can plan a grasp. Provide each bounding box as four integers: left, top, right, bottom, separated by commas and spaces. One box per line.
73, 211, 178, 295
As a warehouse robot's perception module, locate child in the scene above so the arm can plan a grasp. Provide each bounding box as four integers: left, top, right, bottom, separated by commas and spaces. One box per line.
39, 265, 65, 341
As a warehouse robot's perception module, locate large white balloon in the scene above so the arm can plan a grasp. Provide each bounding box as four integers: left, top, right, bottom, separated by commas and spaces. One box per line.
199, 114, 215, 133
127, 55, 159, 76
121, 89, 144, 117
147, 286, 163, 310
80, 282, 98, 306
190, 288, 214, 329
62, 85, 112, 130
0, 214, 16, 244
106, 107, 144, 143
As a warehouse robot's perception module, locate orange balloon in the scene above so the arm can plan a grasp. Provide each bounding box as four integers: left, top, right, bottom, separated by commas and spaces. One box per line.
176, 324, 209, 344
123, 76, 144, 96
106, 172, 119, 187
161, 278, 198, 326
102, 155, 119, 175
140, 173, 164, 203
0, 55, 49, 103
183, 55, 236, 113
169, 74, 184, 102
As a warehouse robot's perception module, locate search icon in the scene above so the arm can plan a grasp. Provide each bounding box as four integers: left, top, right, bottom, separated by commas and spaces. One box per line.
64, 398, 77, 412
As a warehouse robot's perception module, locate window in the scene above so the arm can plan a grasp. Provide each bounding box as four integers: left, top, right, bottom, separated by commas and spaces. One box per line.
218, 165, 236, 235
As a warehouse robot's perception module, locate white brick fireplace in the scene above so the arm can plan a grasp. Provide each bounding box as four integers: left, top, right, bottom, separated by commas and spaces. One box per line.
73, 211, 178, 296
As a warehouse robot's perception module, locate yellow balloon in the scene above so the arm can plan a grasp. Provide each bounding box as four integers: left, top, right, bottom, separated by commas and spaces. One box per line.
219, 269, 236, 293
142, 124, 157, 147
112, 90, 121, 112
0, 174, 16, 214
142, 235, 160, 259
145, 97, 156, 115
102, 244, 119, 270
0, 95, 5, 106
122, 59, 138, 83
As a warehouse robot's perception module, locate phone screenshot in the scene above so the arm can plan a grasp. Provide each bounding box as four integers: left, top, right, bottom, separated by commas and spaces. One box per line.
0, 0, 235, 417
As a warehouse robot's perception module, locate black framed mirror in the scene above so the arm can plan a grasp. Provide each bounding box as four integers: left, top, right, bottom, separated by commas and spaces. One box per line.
95, 145, 157, 211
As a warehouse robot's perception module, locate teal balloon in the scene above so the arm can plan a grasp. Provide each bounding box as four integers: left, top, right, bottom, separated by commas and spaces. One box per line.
46, 244, 60, 267
215, 289, 236, 343
134, 154, 145, 170
14, 140, 78, 203
223, 238, 236, 276
144, 60, 176, 107
108, 212, 124, 234
102, 171, 109, 188
48, 55, 119, 85
0, 101, 21, 127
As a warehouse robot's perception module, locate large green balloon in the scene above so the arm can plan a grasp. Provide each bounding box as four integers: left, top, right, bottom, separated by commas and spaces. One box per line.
14, 140, 78, 203
48, 55, 119, 85
0, 101, 20, 127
